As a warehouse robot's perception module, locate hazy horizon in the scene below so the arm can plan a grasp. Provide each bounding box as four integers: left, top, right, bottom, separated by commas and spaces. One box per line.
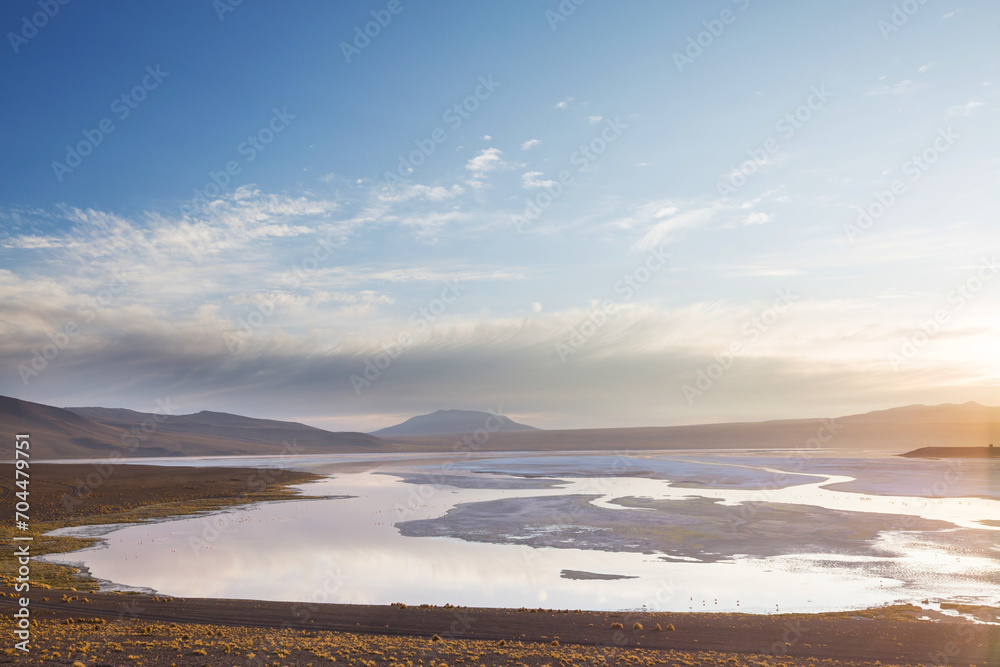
4, 394, 995, 437
2, 2, 998, 432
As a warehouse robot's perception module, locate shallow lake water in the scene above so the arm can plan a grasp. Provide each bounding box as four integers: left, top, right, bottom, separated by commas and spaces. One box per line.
44, 451, 1000, 615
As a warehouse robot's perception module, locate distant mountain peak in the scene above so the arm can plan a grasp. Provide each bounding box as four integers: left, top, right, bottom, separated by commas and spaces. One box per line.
372, 409, 540, 438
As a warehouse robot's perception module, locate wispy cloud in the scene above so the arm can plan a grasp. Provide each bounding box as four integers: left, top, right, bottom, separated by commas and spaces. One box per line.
377, 183, 464, 203
946, 101, 985, 117
743, 211, 771, 226
626, 200, 725, 251
465, 147, 504, 176
865, 79, 923, 97
521, 171, 555, 189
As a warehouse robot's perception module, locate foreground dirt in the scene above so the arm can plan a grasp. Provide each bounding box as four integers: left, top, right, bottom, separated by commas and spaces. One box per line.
0, 593, 998, 666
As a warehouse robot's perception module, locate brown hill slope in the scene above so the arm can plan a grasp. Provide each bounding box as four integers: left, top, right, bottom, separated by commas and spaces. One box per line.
1, 396, 392, 459
0, 396, 146, 459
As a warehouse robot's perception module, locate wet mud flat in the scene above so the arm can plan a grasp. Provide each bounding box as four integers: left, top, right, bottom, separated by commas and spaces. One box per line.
396, 493, 957, 562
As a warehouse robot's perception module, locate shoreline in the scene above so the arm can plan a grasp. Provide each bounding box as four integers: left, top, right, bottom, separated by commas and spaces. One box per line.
3, 462, 998, 665
900, 445, 1000, 459
0, 462, 325, 592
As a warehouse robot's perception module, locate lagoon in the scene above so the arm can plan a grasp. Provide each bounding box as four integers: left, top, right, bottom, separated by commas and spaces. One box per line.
43, 451, 1000, 616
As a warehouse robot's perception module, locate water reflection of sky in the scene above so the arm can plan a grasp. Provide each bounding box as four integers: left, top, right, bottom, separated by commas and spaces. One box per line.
43, 452, 1000, 615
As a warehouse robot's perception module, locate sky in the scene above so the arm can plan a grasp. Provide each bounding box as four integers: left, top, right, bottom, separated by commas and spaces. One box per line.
1, 1, 998, 432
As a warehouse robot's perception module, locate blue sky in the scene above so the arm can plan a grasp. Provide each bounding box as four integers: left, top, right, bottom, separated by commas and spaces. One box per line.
1, 0, 998, 431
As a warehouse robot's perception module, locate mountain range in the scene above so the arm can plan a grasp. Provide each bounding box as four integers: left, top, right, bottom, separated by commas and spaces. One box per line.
1, 395, 997, 459
379, 402, 999, 453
